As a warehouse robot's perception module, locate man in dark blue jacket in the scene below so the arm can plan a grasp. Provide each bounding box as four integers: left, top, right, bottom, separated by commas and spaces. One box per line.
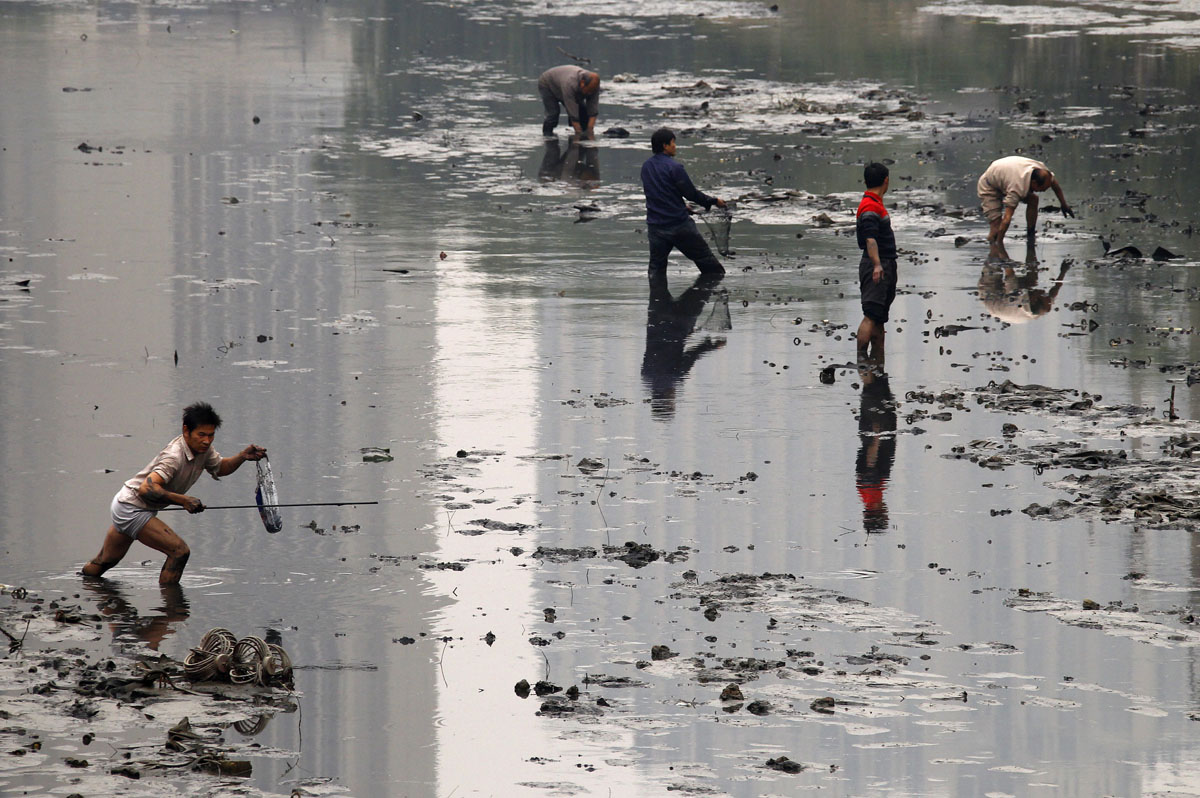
640, 128, 726, 276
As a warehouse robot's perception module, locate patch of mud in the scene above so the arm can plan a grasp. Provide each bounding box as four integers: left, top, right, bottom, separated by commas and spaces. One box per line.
0, 587, 341, 798
1005, 588, 1200, 649
931, 379, 1200, 528
426, 0, 776, 28
920, 0, 1200, 51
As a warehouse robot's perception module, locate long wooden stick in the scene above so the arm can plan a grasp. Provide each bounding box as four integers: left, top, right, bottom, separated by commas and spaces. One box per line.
163, 501, 378, 511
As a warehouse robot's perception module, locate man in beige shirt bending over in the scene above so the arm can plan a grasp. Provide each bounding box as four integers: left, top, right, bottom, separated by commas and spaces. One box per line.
538, 65, 601, 138
81, 402, 266, 585
977, 155, 1073, 244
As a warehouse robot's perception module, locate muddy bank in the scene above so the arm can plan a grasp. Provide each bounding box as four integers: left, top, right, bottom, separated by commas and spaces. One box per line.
0, 586, 337, 798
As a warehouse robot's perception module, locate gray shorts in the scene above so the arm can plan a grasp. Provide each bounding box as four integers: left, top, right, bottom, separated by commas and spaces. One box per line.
979, 192, 1008, 224
110, 496, 156, 540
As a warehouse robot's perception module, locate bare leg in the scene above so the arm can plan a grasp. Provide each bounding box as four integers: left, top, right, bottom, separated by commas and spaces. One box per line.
134, 517, 191, 585
872, 325, 886, 362
856, 317, 874, 360
81, 526, 134, 578
987, 218, 1002, 244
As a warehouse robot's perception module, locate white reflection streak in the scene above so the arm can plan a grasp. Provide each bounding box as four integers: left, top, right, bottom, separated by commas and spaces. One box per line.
429, 245, 554, 792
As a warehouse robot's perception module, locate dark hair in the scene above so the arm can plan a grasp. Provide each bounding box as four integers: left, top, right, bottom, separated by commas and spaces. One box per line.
1030, 168, 1048, 189
651, 127, 676, 154
864, 162, 889, 189
182, 401, 222, 431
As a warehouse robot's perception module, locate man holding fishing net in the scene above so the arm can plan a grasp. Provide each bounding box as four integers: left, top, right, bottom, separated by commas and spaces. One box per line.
641, 127, 727, 277
81, 402, 266, 585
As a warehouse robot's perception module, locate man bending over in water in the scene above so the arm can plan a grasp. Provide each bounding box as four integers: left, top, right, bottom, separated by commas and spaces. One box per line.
82, 402, 266, 585
977, 155, 1073, 244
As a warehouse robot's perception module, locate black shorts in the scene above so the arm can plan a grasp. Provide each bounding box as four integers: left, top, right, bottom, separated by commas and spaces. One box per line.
860, 256, 898, 324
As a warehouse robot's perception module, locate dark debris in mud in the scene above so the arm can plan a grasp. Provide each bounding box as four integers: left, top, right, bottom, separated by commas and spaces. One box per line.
0, 587, 320, 797
926, 380, 1200, 528
532, 541, 691, 568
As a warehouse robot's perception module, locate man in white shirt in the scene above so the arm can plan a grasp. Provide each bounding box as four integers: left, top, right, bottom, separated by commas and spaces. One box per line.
977, 155, 1073, 244
81, 402, 266, 585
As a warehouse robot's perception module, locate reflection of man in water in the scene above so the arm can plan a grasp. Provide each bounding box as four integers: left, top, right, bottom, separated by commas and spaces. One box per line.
977, 155, 1073, 245
537, 138, 600, 187
642, 271, 726, 420
538, 65, 601, 139
83, 579, 190, 652
641, 127, 726, 276
978, 240, 1071, 323
856, 368, 897, 533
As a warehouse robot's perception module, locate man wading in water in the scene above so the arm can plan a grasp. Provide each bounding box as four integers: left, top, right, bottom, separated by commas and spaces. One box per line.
81, 402, 266, 585
977, 155, 1073, 245
538, 65, 601, 139
855, 162, 897, 362
641, 127, 727, 277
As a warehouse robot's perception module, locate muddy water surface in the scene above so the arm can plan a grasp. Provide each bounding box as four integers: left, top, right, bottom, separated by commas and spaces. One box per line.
3, 0, 1200, 796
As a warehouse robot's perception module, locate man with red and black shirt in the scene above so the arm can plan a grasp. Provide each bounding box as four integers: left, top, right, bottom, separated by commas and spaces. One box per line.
855, 162, 896, 361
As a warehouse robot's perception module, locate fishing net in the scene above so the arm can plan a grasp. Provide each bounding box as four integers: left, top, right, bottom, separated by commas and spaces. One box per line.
699, 202, 735, 256
696, 289, 732, 332
255, 457, 282, 534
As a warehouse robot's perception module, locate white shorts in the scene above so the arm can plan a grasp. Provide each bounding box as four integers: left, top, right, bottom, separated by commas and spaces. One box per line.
110, 496, 156, 540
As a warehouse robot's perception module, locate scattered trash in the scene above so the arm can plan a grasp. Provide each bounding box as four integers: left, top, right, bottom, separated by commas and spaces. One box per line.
765, 755, 805, 773
576, 457, 605, 474
183, 628, 293, 688
362, 446, 394, 463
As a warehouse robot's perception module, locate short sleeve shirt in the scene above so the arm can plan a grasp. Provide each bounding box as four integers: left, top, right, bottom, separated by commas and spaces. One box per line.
115, 435, 222, 510
977, 156, 1050, 208
856, 191, 896, 260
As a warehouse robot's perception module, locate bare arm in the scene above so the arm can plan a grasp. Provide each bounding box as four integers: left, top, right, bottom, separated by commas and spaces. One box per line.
1051, 177, 1073, 217
866, 238, 883, 283
216, 444, 267, 477
139, 471, 204, 513
1025, 193, 1040, 234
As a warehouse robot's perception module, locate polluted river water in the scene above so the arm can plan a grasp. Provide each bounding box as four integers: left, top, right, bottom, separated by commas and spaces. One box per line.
3, 0, 1200, 795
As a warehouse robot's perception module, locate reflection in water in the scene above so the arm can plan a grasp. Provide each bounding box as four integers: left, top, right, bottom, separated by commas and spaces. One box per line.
82, 578, 190, 651
641, 271, 727, 420
537, 138, 600, 188
856, 368, 897, 533
233, 714, 273, 737
978, 241, 1071, 324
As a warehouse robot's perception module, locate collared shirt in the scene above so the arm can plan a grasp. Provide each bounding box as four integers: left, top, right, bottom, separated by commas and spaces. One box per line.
856, 191, 896, 259
977, 156, 1050, 208
641, 153, 718, 227
115, 435, 222, 510
538, 65, 600, 124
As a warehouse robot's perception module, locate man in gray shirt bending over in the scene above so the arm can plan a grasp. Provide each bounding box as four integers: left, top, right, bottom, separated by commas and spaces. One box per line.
538, 65, 601, 138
